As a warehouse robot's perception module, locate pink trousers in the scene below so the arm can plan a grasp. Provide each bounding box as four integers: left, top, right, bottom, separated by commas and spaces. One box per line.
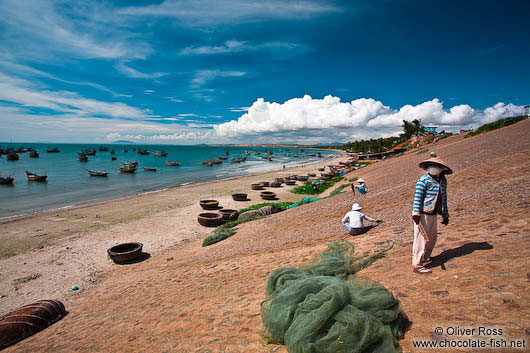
412, 213, 438, 267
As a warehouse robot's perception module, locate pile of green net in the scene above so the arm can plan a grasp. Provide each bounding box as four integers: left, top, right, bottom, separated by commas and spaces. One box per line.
261, 240, 409, 353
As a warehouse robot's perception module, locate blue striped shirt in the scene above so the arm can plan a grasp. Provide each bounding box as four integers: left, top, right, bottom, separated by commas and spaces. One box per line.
412, 173, 448, 216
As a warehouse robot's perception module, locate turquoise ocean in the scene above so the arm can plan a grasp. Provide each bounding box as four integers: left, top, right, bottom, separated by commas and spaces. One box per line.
0, 143, 339, 220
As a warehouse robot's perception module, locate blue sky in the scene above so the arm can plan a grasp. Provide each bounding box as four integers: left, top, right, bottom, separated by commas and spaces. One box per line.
0, 0, 528, 144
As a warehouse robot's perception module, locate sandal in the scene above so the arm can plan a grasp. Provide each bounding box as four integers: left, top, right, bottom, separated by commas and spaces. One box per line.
413, 266, 432, 274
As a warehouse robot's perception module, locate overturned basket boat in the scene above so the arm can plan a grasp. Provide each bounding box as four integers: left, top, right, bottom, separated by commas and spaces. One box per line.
107, 242, 143, 263
318, 167, 325, 171
251, 183, 264, 190
260, 191, 277, 200
232, 193, 248, 201
200, 199, 219, 210
198, 213, 224, 227
308, 172, 316, 177
219, 209, 239, 220
0, 300, 67, 350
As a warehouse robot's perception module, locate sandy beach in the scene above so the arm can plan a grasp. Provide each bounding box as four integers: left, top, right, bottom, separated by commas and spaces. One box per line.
2, 120, 530, 352
0, 151, 349, 315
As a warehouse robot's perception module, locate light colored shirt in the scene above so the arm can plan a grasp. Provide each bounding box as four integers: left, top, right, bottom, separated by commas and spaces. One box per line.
341, 210, 376, 228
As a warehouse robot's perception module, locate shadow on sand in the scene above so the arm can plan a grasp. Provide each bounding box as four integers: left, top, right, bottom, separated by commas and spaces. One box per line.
426, 242, 493, 269
113, 252, 151, 265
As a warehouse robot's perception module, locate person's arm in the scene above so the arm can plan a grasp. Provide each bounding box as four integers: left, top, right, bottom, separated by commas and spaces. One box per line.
341, 213, 349, 224
412, 176, 426, 224
362, 214, 377, 223
441, 175, 449, 225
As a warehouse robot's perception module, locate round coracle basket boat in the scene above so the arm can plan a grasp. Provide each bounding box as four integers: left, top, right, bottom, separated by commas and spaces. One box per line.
297, 175, 309, 181
200, 199, 219, 210
308, 172, 316, 177
219, 209, 239, 220
0, 300, 67, 350
259, 181, 270, 187
107, 242, 143, 263
318, 167, 325, 171
285, 180, 296, 185
260, 191, 277, 200
269, 181, 282, 187
251, 183, 264, 190
198, 213, 224, 227
232, 193, 248, 201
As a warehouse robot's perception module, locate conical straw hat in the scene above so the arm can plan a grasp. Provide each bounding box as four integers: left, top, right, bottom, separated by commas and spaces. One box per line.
419, 152, 453, 174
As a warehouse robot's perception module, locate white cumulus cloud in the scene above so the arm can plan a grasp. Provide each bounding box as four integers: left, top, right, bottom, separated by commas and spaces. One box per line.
215, 95, 391, 136
480, 102, 524, 124
214, 95, 525, 141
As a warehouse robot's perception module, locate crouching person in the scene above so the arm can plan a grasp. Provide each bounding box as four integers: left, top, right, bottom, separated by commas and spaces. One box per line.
342, 203, 381, 236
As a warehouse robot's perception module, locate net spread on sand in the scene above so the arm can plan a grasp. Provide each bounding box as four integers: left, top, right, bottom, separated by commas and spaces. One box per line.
261, 240, 408, 353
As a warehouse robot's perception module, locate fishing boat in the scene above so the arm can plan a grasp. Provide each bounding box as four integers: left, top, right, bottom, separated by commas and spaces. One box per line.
153, 151, 168, 157
126, 160, 138, 166
110, 150, 115, 155
137, 149, 150, 155
78, 149, 96, 156
225, 151, 229, 155
98, 147, 109, 152
7, 152, 19, 161
122, 149, 128, 153
29, 150, 39, 158
88, 170, 108, 177
0, 175, 14, 184
26, 171, 47, 181
143, 167, 157, 171
16, 147, 28, 153
111, 157, 117, 161
46, 148, 60, 153
78, 154, 88, 162
218, 156, 227, 160
165, 160, 180, 166
118, 164, 136, 173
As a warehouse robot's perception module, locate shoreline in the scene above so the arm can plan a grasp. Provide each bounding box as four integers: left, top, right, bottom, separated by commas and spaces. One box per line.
0, 151, 349, 315
0, 151, 343, 224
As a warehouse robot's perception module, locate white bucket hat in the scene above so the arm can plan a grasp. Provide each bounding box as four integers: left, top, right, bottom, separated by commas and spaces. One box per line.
351, 203, 362, 211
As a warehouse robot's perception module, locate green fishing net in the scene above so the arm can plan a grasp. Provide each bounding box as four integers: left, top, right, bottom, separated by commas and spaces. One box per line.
261, 240, 409, 353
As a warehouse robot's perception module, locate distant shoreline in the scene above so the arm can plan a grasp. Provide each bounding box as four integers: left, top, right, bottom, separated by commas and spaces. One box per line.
0, 150, 343, 224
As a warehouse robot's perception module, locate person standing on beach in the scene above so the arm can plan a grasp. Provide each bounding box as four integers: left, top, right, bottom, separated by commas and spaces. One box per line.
411, 152, 452, 274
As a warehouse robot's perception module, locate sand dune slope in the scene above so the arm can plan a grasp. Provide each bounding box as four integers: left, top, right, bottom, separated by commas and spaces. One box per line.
6, 119, 530, 353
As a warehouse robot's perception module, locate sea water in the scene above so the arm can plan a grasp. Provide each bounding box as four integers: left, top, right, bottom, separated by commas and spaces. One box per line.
0, 143, 339, 219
